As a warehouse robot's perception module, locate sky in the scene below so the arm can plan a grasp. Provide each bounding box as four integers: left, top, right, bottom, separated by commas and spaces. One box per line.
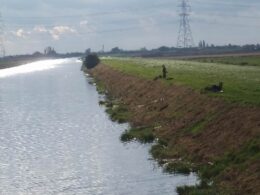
0, 0, 260, 55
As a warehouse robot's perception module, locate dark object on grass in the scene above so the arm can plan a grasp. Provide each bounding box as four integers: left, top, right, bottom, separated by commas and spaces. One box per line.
153, 75, 173, 81
153, 75, 162, 81
204, 82, 223, 93
162, 65, 167, 79
83, 53, 100, 69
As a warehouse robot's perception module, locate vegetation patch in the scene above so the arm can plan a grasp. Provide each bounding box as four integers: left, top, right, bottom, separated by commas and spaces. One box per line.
82, 53, 100, 69
184, 119, 208, 135
150, 140, 186, 160
150, 136, 260, 191
200, 138, 260, 180
105, 101, 130, 123
90, 77, 129, 124
96, 81, 106, 94
184, 112, 221, 135
188, 56, 260, 67
164, 161, 194, 175
179, 138, 260, 194
120, 127, 155, 143
176, 182, 224, 195
150, 141, 197, 175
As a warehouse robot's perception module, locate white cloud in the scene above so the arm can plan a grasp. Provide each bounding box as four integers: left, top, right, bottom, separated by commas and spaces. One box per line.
79, 20, 97, 33
49, 26, 77, 40
12, 25, 77, 40
3, 0, 260, 55
33, 26, 48, 33
13, 29, 31, 38
16, 29, 25, 37
80, 20, 89, 27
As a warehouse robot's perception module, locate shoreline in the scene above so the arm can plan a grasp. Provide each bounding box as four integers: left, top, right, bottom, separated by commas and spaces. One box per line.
89, 63, 260, 194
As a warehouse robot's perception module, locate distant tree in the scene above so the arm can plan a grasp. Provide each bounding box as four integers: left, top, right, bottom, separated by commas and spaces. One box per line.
202, 40, 206, 48
85, 48, 91, 55
198, 41, 202, 48
44, 47, 56, 56
140, 47, 147, 52
199, 40, 207, 48
32, 51, 43, 57
110, 47, 122, 53
83, 53, 100, 69
158, 46, 170, 52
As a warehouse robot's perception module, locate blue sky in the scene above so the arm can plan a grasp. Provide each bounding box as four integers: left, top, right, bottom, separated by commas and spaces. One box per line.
1, 0, 260, 55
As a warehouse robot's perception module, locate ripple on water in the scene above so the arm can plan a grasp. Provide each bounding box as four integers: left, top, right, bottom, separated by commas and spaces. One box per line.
0, 59, 198, 195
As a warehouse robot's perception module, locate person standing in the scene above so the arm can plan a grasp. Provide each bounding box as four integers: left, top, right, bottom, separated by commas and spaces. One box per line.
162, 65, 167, 79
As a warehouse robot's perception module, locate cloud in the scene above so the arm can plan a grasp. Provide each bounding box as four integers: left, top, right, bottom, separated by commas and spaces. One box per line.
3, 0, 260, 55
79, 20, 97, 33
33, 26, 48, 33
49, 26, 76, 40
12, 25, 77, 40
80, 20, 89, 27
12, 29, 31, 38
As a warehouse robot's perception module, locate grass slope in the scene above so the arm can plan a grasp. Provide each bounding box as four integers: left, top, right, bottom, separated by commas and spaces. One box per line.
90, 64, 260, 194
102, 57, 260, 106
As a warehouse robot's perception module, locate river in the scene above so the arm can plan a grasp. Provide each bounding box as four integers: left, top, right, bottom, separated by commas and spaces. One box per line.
0, 58, 198, 195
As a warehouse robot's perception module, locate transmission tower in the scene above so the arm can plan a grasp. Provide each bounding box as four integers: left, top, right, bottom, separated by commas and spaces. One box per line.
0, 12, 6, 57
177, 0, 194, 48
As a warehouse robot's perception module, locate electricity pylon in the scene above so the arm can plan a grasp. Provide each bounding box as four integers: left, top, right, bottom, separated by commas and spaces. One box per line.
0, 12, 6, 57
177, 0, 194, 48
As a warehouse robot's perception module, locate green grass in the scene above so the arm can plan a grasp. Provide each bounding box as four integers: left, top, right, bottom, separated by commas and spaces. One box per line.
95, 81, 106, 94
176, 183, 231, 195
180, 138, 260, 195
188, 56, 260, 67
200, 137, 260, 180
120, 127, 155, 143
102, 57, 260, 106
183, 119, 209, 135
105, 103, 130, 124
184, 112, 223, 135
164, 162, 193, 175
150, 142, 197, 175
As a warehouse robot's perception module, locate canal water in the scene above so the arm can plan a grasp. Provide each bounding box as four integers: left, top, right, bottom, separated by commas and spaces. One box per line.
0, 58, 198, 195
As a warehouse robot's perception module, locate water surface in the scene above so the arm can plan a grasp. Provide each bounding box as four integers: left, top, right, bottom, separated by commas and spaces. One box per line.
0, 58, 197, 194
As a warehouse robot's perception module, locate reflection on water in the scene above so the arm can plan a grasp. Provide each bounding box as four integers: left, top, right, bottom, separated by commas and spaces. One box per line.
0, 58, 198, 194
0, 59, 67, 78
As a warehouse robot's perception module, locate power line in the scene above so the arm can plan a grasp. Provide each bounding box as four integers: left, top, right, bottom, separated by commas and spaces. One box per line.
177, 0, 194, 48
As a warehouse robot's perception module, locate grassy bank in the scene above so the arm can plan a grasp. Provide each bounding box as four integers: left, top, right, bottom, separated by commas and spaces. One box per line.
89, 58, 260, 194
102, 57, 260, 106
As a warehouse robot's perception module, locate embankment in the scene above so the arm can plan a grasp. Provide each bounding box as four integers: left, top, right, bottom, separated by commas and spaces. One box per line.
89, 64, 260, 194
